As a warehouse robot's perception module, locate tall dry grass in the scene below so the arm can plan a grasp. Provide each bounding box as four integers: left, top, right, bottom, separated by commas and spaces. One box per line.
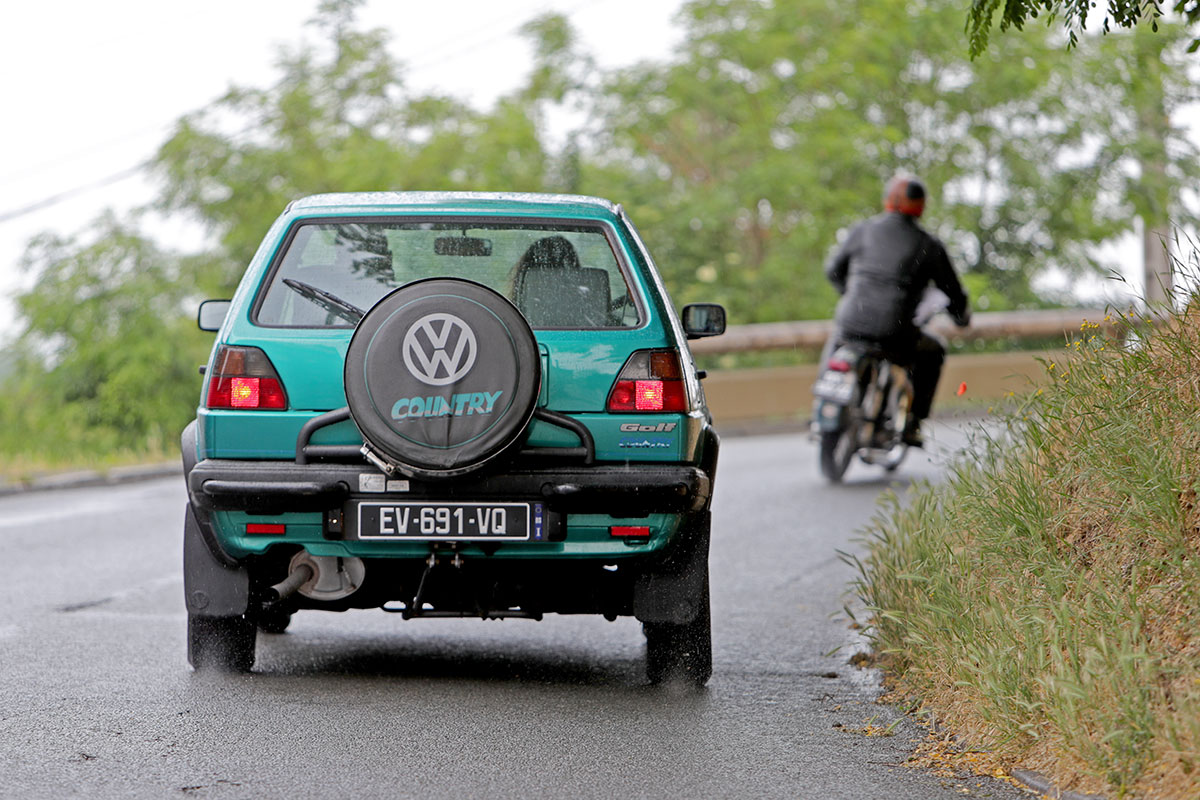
857, 301, 1200, 798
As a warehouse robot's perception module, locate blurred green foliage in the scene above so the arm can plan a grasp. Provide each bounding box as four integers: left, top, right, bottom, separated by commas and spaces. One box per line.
1, 0, 1197, 468
0, 214, 215, 467
587, 0, 1197, 322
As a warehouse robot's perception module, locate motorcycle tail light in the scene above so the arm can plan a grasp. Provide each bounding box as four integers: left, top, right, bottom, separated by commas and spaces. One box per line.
607, 350, 688, 412
827, 358, 852, 373
206, 345, 288, 410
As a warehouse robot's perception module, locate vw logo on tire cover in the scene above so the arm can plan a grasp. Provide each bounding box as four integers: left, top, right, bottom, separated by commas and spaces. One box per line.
401, 313, 478, 386
344, 279, 541, 477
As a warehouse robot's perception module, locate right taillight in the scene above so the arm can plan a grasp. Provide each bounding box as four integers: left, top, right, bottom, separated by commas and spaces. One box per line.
606, 349, 688, 412
206, 345, 288, 410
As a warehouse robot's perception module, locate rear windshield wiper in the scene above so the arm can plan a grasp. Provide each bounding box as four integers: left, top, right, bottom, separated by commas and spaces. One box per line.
282, 279, 365, 325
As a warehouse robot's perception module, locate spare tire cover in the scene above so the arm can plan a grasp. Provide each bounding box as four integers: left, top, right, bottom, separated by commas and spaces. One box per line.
344, 278, 541, 478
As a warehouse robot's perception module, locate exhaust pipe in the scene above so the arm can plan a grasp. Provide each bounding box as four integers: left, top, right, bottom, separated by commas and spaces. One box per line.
266, 562, 314, 602
268, 552, 367, 602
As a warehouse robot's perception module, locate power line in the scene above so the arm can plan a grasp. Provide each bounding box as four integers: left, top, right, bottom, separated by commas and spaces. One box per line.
0, 0, 301, 186
404, 0, 596, 73
0, 162, 149, 225
0, 0, 610, 228
0, 121, 173, 186
2, 1, 581, 193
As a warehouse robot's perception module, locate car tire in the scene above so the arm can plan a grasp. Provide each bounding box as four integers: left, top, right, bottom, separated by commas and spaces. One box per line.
644, 578, 712, 687
344, 278, 541, 479
256, 607, 293, 635
188, 615, 256, 672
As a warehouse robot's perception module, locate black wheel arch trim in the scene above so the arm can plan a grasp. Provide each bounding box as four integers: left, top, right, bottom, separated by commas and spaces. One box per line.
699, 425, 720, 499
182, 421, 241, 569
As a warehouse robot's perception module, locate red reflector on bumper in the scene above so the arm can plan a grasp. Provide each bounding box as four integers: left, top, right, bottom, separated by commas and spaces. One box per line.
246, 523, 286, 535
610, 525, 651, 538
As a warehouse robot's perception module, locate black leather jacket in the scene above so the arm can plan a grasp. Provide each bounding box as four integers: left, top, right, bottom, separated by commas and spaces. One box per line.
825, 212, 969, 350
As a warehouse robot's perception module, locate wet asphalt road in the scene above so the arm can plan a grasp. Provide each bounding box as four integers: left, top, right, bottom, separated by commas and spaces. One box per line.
0, 421, 1029, 799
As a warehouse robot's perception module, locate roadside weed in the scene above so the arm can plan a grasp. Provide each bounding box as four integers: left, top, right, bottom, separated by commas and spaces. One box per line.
858, 300, 1200, 798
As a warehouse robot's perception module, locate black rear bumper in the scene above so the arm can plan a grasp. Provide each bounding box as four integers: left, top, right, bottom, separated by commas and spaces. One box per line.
186, 459, 713, 516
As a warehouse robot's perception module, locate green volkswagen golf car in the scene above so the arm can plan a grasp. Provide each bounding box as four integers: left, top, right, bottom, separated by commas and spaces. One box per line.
182, 192, 725, 684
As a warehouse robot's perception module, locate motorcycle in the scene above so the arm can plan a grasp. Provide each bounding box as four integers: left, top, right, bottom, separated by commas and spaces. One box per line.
811, 290, 949, 482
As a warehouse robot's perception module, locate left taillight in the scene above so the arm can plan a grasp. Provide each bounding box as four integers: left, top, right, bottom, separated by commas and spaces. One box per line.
205, 345, 288, 410
606, 349, 689, 413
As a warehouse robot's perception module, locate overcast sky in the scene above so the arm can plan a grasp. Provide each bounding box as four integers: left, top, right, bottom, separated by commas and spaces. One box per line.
0, 0, 685, 331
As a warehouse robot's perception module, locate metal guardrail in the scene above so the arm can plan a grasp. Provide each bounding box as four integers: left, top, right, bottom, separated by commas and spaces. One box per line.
690, 307, 1117, 355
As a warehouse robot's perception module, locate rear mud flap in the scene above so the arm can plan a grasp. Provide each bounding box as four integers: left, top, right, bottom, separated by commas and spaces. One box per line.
183, 504, 250, 618
633, 511, 710, 625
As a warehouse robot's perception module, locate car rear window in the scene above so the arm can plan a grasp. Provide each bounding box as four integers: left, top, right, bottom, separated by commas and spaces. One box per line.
254, 219, 642, 329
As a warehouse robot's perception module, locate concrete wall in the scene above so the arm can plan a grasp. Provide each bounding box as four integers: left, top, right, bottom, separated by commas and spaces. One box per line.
702, 351, 1052, 425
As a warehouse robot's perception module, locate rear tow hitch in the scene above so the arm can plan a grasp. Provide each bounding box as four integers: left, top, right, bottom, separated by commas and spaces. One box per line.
387, 549, 541, 621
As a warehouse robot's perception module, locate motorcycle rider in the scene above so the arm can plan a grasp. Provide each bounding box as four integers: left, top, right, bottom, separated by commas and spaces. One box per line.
824, 174, 971, 447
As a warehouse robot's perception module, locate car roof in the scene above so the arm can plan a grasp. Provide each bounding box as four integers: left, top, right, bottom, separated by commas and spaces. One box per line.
286, 191, 621, 218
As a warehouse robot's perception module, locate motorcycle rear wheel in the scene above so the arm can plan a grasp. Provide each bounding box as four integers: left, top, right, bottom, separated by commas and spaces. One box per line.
819, 428, 857, 482
882, 373, 914, 472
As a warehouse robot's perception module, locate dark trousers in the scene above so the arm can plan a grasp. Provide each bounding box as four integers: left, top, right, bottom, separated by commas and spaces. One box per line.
821, 330, 946, 423
908, 332, 945, 422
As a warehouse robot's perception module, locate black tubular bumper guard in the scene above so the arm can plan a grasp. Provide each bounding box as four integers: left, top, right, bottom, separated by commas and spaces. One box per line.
295, 405, 596, 467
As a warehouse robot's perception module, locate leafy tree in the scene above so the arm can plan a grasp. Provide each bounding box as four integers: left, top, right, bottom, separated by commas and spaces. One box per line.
585, 0, 1197, 320
1081, 23, 1200, 305
150, 0, 1198, 323
963, 5, 1199, 303
0, 213, 212, 459
154, 0, 562, 279
0, 0, 584, 467
966, 0, 1200, 56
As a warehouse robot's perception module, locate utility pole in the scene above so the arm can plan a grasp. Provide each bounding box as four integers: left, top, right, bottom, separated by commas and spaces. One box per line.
1133, 25, 1173, 309
1142, 223, 1171, 307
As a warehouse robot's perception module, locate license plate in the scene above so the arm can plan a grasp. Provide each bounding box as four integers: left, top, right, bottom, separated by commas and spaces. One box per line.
813, 370, 855, 404
356, 501, 541, 541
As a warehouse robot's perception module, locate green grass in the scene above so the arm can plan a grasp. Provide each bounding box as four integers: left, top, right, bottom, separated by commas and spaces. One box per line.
856, 305, 1200, 798
0, 445, 178, 485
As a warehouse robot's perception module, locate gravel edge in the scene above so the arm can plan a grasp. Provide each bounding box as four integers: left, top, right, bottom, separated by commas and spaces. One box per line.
0, 462, 182, 497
